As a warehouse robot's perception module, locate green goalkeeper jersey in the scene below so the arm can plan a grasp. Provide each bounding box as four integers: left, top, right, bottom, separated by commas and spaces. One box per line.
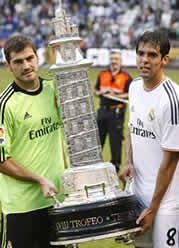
0, 77, 65, 214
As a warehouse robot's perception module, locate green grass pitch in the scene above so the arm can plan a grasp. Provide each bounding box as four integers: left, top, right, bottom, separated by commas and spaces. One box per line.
0, 66, 178, 248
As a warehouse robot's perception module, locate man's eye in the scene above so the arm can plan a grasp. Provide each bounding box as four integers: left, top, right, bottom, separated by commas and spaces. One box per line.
138, 52, 143, 56
15, 60, 23, 64
27, 56, 34, 61
149, 53, 157, 58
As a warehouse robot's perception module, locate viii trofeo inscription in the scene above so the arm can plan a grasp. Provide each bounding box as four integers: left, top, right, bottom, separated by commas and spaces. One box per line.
55, 210, 137, 231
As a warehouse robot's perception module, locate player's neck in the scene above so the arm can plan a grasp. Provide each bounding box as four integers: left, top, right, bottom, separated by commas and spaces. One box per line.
143, 73, 166, 90
15, 78, 39, 91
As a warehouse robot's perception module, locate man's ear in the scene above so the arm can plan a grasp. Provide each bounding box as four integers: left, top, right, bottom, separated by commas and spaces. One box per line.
4, 61, 12, 72
163, 55, 169, 66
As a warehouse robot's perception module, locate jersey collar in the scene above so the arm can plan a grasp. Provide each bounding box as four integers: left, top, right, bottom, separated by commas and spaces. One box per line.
12, 77, 43, 95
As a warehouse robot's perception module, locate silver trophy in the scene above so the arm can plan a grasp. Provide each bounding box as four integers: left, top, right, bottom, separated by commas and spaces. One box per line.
48, 0, 142, 246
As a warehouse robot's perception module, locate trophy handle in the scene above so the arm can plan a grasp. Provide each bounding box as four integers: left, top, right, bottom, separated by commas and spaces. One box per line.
49, 190, 62, 207
84, 182, 106, 198
123, 176, 134, 195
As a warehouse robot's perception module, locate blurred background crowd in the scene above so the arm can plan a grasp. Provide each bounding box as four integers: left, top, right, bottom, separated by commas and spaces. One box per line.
1, 0, 179, 54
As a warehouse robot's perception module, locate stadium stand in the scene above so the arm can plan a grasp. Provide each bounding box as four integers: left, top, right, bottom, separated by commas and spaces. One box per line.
0, 0, 179, 54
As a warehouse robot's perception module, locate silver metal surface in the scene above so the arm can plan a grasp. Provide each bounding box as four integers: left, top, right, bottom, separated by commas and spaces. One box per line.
49, 0, 135, 209
49, 1, 139, 244
62, 162, 130, 206
49, 190, 62, 208
50, 1, 103, 171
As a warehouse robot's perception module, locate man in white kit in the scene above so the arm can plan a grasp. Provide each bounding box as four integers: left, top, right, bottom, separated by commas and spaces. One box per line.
120, 30, 179, 247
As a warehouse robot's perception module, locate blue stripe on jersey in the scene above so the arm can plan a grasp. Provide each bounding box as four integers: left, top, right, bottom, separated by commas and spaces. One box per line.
163, 80, 179, 125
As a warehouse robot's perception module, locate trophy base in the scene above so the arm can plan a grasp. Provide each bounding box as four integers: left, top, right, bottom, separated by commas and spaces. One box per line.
50, 228, 140, 245
49, 195, 143, 246
61, 162, 126, 206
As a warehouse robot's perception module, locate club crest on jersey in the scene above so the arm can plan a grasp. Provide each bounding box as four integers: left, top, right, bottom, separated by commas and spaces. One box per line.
148, 109, 155, 121
0, 126, 5, 145
7, 241, 13, 248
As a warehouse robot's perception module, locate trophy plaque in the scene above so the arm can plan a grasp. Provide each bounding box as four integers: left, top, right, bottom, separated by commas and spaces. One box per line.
48, 0, 143, 246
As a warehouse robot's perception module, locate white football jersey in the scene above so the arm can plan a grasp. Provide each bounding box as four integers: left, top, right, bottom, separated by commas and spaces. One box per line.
129, 77, 179, 214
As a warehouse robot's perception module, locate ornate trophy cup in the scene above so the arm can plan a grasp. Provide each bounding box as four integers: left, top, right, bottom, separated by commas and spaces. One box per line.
48, 0, 143, 246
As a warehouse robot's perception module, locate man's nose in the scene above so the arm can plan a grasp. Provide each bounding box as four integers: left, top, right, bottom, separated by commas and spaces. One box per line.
141, 54, 149, 63
23, 60, 30, 69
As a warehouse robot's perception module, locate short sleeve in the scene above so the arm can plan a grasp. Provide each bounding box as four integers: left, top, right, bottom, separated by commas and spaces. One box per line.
0, 105, 13, 162
161, 102, 179, 151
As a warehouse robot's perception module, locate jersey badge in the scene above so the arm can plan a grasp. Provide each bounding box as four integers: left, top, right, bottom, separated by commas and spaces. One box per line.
24, 112, 32, 120
148, 109, 155, 121
0, 126, 5, 145
7, 241, 13, 248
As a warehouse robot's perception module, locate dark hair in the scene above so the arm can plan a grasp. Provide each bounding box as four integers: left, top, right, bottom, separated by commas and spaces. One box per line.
136, 30, 170, 58
148, 6, 154, 13
4, 34, 37, 63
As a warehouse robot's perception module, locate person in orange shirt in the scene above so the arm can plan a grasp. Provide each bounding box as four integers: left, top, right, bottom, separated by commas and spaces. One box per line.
94, 50, 132, 173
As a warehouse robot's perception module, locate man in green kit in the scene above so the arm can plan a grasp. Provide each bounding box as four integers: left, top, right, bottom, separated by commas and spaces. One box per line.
0, 34, 66, 248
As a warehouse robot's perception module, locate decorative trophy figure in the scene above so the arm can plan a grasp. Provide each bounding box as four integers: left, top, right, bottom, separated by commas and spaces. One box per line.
48, 0, 143, 246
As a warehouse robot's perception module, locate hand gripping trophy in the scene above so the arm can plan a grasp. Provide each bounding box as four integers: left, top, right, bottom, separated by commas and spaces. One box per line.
48, 0, 143, 246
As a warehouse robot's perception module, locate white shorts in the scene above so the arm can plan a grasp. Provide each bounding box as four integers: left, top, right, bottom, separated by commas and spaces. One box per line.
153, 214, 179, 248
131, 214, 179, 248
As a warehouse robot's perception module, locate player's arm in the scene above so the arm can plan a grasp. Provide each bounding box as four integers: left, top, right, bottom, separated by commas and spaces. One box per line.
0, 158, 58, 197
0, 95, 58, 198
119, 128, 134, 184
136, 150, 179, 232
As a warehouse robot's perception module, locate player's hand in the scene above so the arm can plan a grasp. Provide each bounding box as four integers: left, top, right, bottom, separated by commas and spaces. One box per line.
136, 208, 154, 233
39, 177, 58, 198
119, 166, 134, 184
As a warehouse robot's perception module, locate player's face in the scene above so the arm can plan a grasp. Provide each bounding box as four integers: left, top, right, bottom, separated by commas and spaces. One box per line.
110, 53, 121, 72
6, 46, 39, 88
136, 42, 168, 85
